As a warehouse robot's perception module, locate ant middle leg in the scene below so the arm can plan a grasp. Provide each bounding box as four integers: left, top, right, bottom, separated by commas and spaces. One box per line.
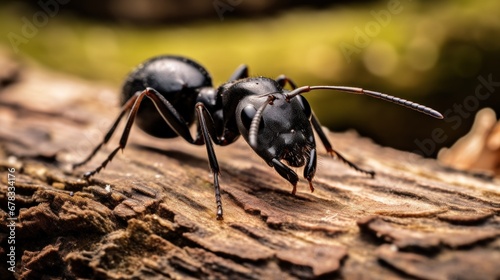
195, 103, 225, 219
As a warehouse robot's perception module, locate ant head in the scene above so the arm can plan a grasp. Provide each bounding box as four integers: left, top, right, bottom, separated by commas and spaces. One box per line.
237, 90, 315, 167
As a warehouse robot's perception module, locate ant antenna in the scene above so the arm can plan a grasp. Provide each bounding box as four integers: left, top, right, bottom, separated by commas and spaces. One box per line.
249, 95, 276, 148
284, 86, 444, 119
248, 86, 442, 150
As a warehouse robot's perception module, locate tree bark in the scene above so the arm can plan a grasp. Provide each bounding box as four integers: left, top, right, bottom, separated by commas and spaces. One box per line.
1, 56, 499, 280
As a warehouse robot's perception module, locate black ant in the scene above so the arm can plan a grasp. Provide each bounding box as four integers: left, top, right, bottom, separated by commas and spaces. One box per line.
73, 55, 443, 220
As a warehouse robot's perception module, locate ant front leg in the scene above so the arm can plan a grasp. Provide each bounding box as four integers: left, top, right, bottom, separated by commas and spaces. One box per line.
310, 113, 375, 177
303, 147, 317, 193
271, 158, 299, 195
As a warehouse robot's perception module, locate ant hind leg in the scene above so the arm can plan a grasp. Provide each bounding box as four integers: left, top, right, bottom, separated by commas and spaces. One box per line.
79, 87, 196, 179
72, 94, 139, 170
79, 91, 148, 179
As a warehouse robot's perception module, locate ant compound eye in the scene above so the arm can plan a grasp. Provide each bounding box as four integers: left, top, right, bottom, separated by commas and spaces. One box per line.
241, 105, 257, 130
296, 95, 312, 120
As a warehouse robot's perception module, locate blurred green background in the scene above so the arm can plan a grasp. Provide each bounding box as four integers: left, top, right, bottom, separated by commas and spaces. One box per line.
1, 0, 499, 157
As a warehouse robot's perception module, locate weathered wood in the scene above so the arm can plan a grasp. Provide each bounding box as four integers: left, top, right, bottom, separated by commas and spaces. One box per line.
0, 55, 499, 280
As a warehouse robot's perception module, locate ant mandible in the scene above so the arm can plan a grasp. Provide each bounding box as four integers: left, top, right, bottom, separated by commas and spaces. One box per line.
73, 55, 443, 220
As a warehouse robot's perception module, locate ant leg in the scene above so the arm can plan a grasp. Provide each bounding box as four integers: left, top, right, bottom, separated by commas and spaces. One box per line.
311, 113, 375, 177
82, 88, 197, 179
81, 91, 155, 179
228, 64, 249, 81
72, 95, 139, 169
195, 103, 224, 219
83, 88, 226, 219
141, 88, 195, 142
271, 158, 299, 195
303, 147, 317, 193
276, 75, 298, 89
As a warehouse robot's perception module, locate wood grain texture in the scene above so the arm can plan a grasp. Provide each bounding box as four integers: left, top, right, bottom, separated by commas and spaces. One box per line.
0, 57, 499, 280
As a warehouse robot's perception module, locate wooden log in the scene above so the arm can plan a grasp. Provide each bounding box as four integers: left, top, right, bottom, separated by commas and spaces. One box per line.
0, 55, 499, 280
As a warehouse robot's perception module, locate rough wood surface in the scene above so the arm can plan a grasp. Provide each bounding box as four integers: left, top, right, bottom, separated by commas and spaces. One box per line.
1, 56, 499, 280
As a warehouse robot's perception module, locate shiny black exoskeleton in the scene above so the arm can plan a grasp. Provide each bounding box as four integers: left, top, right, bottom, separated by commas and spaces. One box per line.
73, 55, 443, 220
